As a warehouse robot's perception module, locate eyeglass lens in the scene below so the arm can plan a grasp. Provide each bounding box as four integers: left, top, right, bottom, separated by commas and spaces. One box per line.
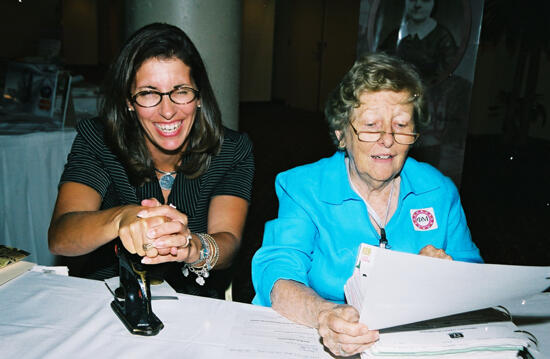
133, 87, 198, 107
357, 132, 417, 144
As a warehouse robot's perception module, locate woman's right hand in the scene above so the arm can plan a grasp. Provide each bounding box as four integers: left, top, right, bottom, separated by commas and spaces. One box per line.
116, 205, 167, 257
317, 304, 379, 357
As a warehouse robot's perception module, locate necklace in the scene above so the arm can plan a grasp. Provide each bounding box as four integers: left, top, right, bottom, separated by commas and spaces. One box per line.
154, 168, 177, 190
376, 179, 395, 249
352, 177, 396, 249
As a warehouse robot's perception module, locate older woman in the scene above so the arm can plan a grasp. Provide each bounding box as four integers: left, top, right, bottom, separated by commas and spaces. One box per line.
251, 53, 481, 357
48, 23, 254, 299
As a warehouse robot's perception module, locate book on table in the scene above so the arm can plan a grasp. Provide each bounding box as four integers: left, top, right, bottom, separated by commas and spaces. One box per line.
0, 245, 34, 286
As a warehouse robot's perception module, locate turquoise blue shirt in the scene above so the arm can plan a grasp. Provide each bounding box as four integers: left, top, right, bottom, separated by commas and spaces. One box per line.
252, 151, 482, 306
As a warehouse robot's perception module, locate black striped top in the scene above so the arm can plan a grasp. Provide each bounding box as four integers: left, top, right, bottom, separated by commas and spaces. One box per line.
60, 117, 254, 298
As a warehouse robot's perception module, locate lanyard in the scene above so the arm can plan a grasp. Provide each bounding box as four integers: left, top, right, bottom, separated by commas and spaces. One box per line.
348, 169, 395, 249
367, 179, 395, 249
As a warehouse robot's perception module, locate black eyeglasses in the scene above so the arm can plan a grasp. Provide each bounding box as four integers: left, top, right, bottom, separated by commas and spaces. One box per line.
131, 86, 200, 108
349, 122, 419, 145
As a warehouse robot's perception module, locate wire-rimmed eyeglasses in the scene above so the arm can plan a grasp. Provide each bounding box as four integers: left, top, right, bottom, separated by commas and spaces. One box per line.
131, 86, 200, 108
349, 122, 420, 145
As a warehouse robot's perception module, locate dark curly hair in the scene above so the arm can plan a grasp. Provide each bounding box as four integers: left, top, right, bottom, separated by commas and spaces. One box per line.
324, 52, 425, 147
99, 22, 223, 185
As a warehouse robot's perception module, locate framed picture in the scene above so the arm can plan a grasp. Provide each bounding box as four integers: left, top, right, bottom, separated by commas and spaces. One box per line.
364, 0, 471, 86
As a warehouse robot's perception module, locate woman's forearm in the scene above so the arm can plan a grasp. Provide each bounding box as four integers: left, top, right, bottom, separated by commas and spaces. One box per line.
205, 195, 248, 269
208, 231, 240, 269
48, 206, 129, 256
270, 279, 337, 328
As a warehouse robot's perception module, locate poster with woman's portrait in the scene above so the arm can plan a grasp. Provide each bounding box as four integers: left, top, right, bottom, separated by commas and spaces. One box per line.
357, 0, 483, 186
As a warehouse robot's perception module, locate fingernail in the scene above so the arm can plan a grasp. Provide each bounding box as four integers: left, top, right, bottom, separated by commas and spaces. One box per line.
141, 257, 152, 264
154, 240, 165, 247
137, 210, 146, 218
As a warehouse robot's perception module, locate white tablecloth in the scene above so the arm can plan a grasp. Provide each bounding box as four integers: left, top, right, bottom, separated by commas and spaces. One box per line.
0, 129, 76, 265
1, 271, 549, 358
0, 271, 328, 358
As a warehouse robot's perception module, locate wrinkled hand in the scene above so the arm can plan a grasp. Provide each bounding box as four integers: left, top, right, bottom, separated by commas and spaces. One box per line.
317, 304, 379, 357
419, 244, 453, 260
136, 198, 195, 264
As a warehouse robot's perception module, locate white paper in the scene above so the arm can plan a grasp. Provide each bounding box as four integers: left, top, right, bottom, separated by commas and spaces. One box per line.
345, 244, 550, 330
362, 349, 521, 359
103, 276, 329, 358
227, 306, 330, 358
0, 261, 35, 286
366, 321, 529, 356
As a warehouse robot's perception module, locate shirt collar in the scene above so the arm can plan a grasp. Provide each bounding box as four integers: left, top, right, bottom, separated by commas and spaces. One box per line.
398, 17, 437, 43
319, 151, 360, 204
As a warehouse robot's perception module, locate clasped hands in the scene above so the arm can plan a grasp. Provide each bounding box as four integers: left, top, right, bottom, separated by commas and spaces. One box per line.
117, 198, 195, 264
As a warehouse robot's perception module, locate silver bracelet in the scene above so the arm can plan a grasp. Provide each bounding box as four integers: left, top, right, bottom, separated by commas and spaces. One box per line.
182, 233, 219, 286
186, 233, 209, 266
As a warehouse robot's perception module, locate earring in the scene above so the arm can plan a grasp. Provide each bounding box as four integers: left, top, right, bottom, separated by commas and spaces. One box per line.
128, 107, 134, 112
197, 104, 201, 109
338, 140, 345, 149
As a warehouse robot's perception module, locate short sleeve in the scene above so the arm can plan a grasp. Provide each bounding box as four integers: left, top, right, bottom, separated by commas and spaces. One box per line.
212, 132, 254, 202
60, 124, 111, 198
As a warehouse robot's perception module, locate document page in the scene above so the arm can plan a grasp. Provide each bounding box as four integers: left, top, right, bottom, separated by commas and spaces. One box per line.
227, 306, 330, 358
345, 244, 550, 330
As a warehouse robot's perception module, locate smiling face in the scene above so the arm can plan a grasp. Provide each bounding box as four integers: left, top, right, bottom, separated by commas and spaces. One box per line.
129, 57, 200, 157
336, 90, 415, 190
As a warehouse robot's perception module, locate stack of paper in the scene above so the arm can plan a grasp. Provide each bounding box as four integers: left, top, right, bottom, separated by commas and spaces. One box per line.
344, 244, 550, 358
363, 308, 534, 358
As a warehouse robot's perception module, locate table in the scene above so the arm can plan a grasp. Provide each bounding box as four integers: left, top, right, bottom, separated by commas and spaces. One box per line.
1, 270, 549, 358
0, 129, 76, 265
0, 271, 329, 358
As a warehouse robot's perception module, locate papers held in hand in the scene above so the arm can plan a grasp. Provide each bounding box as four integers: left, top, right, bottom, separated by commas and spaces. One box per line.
344, 244, 549, 358
344, 243, 550, 330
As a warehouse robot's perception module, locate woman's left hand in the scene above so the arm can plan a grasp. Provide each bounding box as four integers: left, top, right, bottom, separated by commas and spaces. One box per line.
136, 198, 196, 264
419, 244, 453, 260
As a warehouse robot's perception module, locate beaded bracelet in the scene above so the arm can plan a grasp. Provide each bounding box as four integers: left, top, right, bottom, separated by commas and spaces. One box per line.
182, 233, 219, 286
186, 233, 209, 266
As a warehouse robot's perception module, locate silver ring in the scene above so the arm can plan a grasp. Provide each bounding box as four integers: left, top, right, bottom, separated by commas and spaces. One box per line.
142, 243, 154, 251
182, 234, 192, 248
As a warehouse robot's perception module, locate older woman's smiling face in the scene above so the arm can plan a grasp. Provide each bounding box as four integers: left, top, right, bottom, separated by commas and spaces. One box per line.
337, 90, 415, 189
